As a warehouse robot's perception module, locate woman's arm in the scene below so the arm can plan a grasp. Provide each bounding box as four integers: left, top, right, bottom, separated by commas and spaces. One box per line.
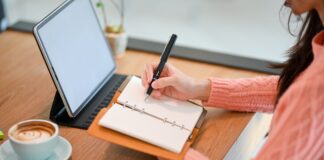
203, 76, 279, 113
254, 79, 324, 159
141, 63, 278, 113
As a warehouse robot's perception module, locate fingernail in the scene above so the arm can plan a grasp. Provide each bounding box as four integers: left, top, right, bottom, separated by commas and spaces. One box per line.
151, 82, 157, 88
147, 77, 151, 83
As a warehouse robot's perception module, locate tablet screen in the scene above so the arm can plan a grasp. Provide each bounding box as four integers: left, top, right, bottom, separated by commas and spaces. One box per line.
35, 0, 115, 117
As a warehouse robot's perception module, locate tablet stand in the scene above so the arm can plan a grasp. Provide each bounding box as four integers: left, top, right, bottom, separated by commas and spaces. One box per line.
49, 74, 127, 129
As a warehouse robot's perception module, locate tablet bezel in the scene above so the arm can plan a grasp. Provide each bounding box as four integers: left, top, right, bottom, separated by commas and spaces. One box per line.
33, 0, 116, 118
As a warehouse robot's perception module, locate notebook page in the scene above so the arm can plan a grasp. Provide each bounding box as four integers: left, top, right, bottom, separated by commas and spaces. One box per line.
117, 76, 203, 132
99, 103, 190, 153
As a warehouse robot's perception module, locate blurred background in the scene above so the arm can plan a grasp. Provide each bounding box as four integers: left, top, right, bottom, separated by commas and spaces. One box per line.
2, 0, 298, 73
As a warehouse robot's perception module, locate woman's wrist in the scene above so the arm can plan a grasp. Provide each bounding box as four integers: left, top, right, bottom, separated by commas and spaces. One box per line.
191, 78, 211, 101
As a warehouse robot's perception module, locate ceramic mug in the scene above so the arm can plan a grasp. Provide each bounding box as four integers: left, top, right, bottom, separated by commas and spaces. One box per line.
8, 119, 59, 160
106, 32, 128, 58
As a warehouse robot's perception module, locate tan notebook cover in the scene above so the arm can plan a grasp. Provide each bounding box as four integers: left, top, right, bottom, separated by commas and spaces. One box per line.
87, 76, 205, 160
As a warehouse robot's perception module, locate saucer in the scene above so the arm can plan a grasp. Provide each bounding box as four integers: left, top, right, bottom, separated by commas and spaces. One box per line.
0, 136, 72, 160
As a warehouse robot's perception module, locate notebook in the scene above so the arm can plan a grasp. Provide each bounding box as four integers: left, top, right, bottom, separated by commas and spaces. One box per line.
99, 76, 203, 153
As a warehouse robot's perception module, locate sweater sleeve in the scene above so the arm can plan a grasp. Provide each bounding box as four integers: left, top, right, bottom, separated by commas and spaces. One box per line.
202, 76, 278, 113
254, 79, 324, 160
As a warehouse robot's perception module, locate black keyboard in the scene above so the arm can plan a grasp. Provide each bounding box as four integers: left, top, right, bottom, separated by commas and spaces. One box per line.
50, 74, 127, 129
82, 74, 127, 128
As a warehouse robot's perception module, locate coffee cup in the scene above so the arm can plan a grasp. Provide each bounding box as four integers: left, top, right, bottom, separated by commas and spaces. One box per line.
8, 119, 59, 160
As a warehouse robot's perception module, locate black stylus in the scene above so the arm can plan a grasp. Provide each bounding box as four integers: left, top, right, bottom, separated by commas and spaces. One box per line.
145, 34, 177, 101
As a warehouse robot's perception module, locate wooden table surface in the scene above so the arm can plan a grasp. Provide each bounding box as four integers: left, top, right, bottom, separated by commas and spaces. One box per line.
0, 31, 267, 160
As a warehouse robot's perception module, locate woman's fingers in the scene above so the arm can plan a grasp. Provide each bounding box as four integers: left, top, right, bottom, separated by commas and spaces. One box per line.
146, 64, 154, 83
141, 69, 148, 88
147, 63, 174, 80
150, 90, 164, 99
142, 63, 156, 88
151, 77, 176, 89
142, 63, 177, 98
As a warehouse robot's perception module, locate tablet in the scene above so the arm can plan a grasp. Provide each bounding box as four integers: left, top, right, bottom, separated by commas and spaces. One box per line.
34, 0, 116, 117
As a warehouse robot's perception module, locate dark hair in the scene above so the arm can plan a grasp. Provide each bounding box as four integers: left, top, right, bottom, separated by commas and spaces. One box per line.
276, 9, 323, 103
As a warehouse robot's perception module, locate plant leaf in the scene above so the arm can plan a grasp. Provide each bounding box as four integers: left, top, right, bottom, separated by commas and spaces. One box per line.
96, 2, 103, 8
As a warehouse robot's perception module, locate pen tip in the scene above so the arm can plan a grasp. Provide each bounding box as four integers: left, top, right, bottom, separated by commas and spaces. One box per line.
144, 95, 149, 102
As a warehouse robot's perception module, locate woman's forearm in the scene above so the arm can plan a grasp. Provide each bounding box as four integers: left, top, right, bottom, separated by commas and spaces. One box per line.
191, 79, 211, 101
201, 76, 279, 113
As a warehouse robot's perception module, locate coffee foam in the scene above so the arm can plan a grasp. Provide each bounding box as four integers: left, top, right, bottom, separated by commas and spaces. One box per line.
11, 122, 55, 143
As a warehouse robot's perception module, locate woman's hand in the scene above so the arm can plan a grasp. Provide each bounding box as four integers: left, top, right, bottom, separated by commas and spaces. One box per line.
184, 148, 209, 160
141, 63, 211, 101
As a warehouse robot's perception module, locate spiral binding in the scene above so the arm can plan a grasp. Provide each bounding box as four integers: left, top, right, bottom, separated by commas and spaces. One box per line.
119, 101, 191, 131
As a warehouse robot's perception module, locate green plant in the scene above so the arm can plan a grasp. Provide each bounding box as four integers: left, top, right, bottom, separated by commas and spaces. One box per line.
96, 0, 125, 34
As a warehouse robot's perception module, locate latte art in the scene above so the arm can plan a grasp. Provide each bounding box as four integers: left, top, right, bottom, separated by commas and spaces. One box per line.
8, 119, 59, 160
11, 122, 55, 143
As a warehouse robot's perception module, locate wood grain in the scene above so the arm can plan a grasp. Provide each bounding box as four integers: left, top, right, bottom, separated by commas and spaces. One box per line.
0, 31, 267, 160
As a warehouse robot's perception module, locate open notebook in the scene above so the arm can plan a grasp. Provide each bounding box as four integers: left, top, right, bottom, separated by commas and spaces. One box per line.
99, 76, 203, 153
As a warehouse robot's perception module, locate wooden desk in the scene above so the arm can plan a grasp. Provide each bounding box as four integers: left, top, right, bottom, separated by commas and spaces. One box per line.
0, 31, 267, 159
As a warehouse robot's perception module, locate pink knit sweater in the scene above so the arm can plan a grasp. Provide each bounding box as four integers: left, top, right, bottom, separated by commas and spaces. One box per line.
202, 31, 324, 159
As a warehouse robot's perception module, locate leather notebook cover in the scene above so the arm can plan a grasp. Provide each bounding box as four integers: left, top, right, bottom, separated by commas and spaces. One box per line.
87, 77, 204, 160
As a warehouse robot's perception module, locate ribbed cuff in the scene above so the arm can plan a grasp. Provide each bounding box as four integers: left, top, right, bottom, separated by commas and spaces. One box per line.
202, 77, 277, 112
202, 77, 234, 107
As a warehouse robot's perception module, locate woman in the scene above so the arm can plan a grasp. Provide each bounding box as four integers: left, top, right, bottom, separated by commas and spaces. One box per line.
141, 0, 324, 159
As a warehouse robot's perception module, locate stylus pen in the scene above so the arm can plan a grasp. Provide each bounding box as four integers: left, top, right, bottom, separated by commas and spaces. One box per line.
145, 34, 177, 101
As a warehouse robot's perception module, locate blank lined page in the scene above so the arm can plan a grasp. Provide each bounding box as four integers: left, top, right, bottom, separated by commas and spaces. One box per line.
117, 76, 203, 131
99, 103, 190, 153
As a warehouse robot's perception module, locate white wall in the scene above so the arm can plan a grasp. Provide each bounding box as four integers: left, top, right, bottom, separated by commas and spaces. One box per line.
124, 0, 296, 62
3, 0, 297, 63
3, 0, 113, 30
3, 0, 64, 24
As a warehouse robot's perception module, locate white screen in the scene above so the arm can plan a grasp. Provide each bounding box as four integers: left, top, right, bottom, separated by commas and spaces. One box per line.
37, 0, 115, 115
